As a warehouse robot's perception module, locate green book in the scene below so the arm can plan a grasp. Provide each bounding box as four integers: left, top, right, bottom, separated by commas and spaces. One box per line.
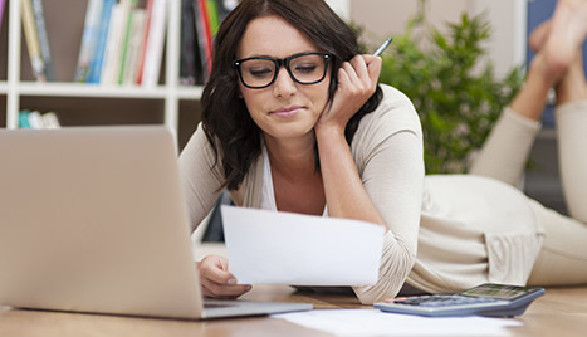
118, 0, 138, 85
206, 0, 220, 36
19, 110, 31, 129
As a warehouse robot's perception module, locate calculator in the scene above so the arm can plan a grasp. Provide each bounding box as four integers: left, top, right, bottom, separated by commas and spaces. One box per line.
374, 283, 545, 317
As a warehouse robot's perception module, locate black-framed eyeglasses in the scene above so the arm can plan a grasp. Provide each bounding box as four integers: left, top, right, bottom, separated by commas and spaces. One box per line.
233, 52, 331, 89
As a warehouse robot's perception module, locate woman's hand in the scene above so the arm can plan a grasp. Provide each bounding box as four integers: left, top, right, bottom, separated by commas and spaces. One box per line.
315, 54, 382, 134
197, 255, 251, 298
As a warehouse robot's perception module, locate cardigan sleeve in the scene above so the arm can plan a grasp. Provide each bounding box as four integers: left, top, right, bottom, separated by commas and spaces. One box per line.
177, 123, 225, 232
350, 85, 425, 303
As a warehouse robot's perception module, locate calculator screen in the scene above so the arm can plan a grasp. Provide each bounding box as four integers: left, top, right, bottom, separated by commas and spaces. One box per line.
460, 284, 533, 300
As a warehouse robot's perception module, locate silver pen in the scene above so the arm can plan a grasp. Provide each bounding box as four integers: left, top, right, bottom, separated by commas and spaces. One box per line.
373, 37, 393, 56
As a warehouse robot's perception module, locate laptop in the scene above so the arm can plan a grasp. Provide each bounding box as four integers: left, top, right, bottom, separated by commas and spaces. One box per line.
0, 126, 312, 319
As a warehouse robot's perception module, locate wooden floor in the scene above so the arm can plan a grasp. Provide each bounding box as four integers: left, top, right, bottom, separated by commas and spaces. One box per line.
1, 284, 586, 337
243, 284, 587, 337
514, 285, 587, 337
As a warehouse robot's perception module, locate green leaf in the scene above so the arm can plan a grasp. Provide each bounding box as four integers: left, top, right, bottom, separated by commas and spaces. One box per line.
375, 1, 523, 174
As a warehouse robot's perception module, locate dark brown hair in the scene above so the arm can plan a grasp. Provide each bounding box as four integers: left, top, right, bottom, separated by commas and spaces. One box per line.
201, 0, 382, 190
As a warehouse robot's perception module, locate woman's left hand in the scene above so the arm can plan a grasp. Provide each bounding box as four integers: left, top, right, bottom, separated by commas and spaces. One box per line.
315, 54, 382, 133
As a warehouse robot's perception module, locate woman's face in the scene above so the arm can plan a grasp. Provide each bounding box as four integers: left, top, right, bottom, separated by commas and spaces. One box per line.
236, 15, 330, 140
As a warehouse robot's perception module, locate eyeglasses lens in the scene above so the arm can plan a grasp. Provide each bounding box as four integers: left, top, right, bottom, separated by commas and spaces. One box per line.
240, 54, 326, 88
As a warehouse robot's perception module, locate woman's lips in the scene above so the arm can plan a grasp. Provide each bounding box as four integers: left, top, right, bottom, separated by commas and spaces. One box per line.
271, 106, 303, 118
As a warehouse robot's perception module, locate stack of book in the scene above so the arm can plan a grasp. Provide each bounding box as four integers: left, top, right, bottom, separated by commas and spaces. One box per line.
19, 0, 235, 87
18, 110, 60, 129
75, 0, 167, 87
179, 0, 233, 85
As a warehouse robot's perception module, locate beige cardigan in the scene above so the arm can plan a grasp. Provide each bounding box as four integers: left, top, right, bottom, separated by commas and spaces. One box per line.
178, 85, 543, 304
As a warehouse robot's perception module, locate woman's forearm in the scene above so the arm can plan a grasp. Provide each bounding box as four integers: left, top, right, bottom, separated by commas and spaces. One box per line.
315, 125, 386, 227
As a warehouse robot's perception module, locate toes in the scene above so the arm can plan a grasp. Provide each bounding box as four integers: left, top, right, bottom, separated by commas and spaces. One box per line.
529, 21, 552, 52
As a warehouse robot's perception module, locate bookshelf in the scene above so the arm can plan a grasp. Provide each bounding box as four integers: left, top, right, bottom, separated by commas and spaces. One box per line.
0, 0, 203, 150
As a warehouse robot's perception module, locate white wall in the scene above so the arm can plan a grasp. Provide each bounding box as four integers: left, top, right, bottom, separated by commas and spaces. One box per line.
470, 0, 526, 78
326, 0, 350, 20
348, 0, 526, 78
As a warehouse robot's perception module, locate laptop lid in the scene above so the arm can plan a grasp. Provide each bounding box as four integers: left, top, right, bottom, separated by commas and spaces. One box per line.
0, 126, 205, 319
0, 126, 312, 319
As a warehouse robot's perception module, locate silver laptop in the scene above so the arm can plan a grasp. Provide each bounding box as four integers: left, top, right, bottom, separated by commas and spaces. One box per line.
0, 126, 312, 319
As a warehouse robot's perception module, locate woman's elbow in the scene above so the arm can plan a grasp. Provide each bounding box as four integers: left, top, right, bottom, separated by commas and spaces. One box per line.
353, 236, 416, 304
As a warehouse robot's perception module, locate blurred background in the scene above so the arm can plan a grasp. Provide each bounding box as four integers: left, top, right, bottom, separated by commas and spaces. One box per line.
327, 0, 587, 215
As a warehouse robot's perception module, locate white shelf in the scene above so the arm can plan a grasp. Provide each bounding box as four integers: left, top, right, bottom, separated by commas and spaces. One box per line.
17, 83, 169, 98
2, 0, 198, 136
177, 86, 204, 100
15, 82, 203, 100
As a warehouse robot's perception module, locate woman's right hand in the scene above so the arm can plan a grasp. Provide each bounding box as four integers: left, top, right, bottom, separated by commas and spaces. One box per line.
196, 254, 251, 298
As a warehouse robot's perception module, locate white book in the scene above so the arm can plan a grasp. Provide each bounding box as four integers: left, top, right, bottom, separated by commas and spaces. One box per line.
141, 0, 167, 88
27, 111, 42, 129
41, 112, 60, 129
123, 9, 147, 86
100, 4, 126, 86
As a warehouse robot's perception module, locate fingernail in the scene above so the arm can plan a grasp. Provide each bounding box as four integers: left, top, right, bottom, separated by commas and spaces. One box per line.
227, 278, 237, 285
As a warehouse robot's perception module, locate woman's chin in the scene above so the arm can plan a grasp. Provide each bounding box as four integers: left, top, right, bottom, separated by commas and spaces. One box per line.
264, 125, 317, 140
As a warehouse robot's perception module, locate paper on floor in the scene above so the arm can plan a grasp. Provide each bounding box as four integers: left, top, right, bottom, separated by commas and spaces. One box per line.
221, 205, 385, 285
273, 309, 522, 336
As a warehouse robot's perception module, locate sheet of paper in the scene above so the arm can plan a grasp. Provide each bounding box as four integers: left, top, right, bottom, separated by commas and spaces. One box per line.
273, 309, 522, 336
221, 205, 385, 285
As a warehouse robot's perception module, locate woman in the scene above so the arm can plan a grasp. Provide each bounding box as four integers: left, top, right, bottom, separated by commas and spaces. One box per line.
179, 0, 587, 303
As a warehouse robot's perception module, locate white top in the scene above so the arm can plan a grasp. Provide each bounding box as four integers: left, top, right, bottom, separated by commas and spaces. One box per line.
260, 145, 329, 216
260, 146, 277, 211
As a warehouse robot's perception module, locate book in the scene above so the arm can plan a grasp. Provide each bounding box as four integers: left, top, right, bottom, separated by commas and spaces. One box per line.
179, 0, 200, 85
27, 111, 42, 129
31, 0, 53, 81
75, 0, 103, 82
20, 0, 47, 82
194, 0, 213, 82
140, 0, 167, 87
122, 9, 147, 85
40, 112, 61, 129
19, 110, 31, 128
0, 0, 6, 29
117, 0, 138, 85
206, 0, 219, 37
87, 0, 117, 84
100, 3, 125, 85
19, 110, 60, 129
135, 0, 154, 85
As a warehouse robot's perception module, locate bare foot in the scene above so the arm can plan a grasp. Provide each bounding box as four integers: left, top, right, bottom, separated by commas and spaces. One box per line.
544, 0, 587, 78
529, 21, 552, 53
507, 22, 558, 121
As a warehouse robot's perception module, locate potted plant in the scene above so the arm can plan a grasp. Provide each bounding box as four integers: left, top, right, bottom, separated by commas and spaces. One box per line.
375, 1, 524, 174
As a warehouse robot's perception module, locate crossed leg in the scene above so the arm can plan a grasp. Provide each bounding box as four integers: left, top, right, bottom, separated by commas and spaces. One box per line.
526, 1, 587, 285
468, 0, 587, 285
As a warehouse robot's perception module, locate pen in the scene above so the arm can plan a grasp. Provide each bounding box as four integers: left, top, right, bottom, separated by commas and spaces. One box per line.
373, 37, 393, 56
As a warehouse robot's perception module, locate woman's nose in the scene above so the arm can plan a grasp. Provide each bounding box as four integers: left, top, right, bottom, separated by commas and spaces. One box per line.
272, 68, 297, 97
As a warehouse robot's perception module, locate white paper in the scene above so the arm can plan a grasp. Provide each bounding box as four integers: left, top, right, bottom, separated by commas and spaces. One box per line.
221, 205, 385, 285
273, 309, 522, 336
